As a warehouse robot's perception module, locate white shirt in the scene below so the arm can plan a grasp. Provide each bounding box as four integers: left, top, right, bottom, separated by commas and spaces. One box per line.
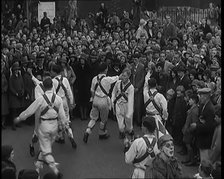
53, 75, 74, 105
125, 134, 160, 170
91, 74, 119, 98
19, 90, 67, 125
143, 88, 168, 120
111, 80, 134, 118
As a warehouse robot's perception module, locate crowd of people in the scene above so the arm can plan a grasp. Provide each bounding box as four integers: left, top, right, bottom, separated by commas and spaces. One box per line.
1, 1, 221, 179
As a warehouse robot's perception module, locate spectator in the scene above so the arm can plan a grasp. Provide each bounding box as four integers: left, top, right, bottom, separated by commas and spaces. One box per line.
136, 19, 148, 40
148, 134, 183, 178
2, 145, 16, 179
9, 62, 25, 130
172, 85, 188, 153
182, 94, 199, 166
190, 88, 216, 162
40, 12, 51, 30
163, 15, 177, 42
18, 169, 39, 179
130, 54, 145, 126
1, 60, 9, 129
193, 160, 213, 179
209, 105, 221, 164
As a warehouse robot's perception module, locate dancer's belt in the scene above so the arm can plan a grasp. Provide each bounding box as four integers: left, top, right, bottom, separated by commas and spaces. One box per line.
40, 117, 58, 121
146, 112, 160, 116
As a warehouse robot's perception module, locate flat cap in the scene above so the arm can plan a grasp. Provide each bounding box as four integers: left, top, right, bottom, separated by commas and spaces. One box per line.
157, 134, 173, 149
197, 88, 211, 94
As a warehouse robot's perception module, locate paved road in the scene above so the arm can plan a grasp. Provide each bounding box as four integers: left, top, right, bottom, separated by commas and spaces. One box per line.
2, 118, 198, 178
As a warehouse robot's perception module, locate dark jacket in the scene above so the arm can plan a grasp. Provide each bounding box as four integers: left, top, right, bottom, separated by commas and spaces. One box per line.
172, 95, 187, 127
195, 100, 216, 149
177, 74, 191, 90
147, 153, 183, 179
9, 73, 25, 108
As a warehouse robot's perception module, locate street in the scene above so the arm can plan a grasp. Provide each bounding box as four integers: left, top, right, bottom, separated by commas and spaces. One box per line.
2, 118, 198, 178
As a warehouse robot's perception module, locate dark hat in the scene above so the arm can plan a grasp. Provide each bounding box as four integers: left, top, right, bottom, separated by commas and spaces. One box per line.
189, 69, 197, 76
144, 48, 153, 54
157, 134, 173, 149
11, 62, 21, 71
19, 169, 39, 179
2, 145, 13, 161
132, 53, 140, 59
197, 88, 211, 95
142, 116, 156, 133
38, 51, 45, 58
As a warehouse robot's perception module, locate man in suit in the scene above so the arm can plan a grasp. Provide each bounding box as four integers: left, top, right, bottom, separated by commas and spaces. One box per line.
131, 54, 146, 126
176, 65, 191, 90
163, 15, 177, 42
190, 88, 216, 162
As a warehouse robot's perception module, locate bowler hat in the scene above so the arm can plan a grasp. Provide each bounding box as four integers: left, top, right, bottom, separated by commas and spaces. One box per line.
11, 62, 21, 71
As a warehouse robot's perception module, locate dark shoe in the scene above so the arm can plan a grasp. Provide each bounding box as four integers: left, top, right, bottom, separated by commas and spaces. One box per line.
185, 161, 198, 167
99, 134, 110, 140
16, 124, 22, 128
29, 144, 35, 157
12, 125, 16, 131
57, 172, 63, 179
83, 132, 89, 143
119, 132, 125, 139
55, 138, 65, 144
69, 137, 77, 149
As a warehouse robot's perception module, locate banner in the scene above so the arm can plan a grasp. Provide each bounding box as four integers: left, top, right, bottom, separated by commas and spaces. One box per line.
38, 1, 55, 23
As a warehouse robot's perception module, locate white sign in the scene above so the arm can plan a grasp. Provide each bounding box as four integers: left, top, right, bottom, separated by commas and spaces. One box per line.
38, 1, 55, 23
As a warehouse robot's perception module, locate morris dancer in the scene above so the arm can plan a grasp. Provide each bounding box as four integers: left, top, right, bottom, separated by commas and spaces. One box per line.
111, 68, 135, 152
51, 64, 77, 149
143, 78, 169, 140
14, 78, 65, 178
83, 62, 120, 143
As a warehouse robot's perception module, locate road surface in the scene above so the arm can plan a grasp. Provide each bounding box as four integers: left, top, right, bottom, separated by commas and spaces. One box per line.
2, 118, 198, 178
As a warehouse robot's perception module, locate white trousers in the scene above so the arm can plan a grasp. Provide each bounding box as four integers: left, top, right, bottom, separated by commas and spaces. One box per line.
115, 102, 133, 133
132, 168, 145, 179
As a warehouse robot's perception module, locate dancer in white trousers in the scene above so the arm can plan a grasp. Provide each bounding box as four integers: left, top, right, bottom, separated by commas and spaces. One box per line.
125, 116, 160, 179
143, 78, 169, 141
51, 64, 77, 148
111, 68, 134, 151
83, 62, 120, 143
14, 78, 66, 178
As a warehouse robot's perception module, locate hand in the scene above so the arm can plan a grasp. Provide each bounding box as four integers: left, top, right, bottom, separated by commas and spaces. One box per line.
14, 117, 20, 124
27, 68, 33, 75
190, 123, 197, 130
